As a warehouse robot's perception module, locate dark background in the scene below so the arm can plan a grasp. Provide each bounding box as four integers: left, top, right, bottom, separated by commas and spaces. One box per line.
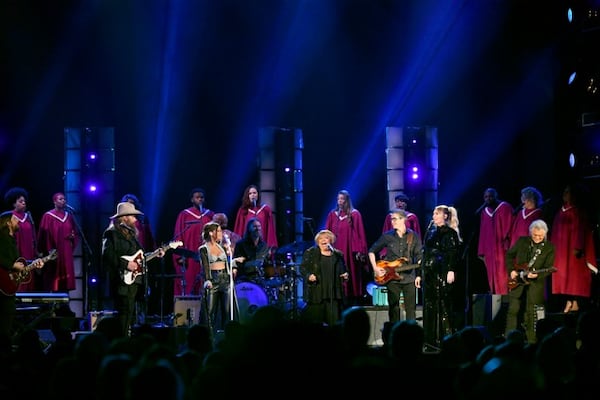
1, 0, 597, 313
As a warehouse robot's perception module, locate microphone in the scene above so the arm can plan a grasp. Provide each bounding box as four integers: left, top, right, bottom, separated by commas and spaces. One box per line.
185, 220, 203, 224
253, 199, 257, 208
223, 233, 232, 256
513, 205, 523, 215
302, 217, 313, 221
327, 243, 336, 253
427, 220, 434, 230
474, 203, 486, 215
119, 223, 135, 232
65, 204, 76, 212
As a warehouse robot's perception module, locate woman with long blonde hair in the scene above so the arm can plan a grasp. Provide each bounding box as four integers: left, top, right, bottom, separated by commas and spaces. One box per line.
415, 204, 461, 350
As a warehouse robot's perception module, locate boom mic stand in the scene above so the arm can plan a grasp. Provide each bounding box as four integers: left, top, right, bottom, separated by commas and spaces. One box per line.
69, 209, 94, 312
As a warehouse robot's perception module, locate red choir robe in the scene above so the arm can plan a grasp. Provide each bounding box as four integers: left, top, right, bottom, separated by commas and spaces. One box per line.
172, 207, 214, 296
508, 208, 543, 248
380, 211, 421, 258
325, 208, 368, 299
233, 203, 278, 248
550, 205, 596, 297
13, 211, 39, 292
382, 211, 421, 237
477, 201, 513, 294
37, 209, 79, 292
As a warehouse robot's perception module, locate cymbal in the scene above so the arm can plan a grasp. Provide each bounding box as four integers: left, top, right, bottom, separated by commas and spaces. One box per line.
276, 241, 313, 255
173, 247, 199, 261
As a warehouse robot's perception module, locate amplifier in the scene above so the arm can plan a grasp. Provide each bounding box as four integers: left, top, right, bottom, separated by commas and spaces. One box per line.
372, 286, 389, 306
365, 306, 389, 346
174, 296, 202, 327
88, 310, 118, 332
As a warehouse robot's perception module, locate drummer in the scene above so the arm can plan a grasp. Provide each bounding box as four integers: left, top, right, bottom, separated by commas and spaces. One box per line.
232, 218, 273, 282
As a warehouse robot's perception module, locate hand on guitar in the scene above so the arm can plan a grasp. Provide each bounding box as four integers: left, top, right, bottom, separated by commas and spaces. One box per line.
14, 257, 45, 272
373, 265, 386, 279
12, 259, 26, 272
126, 259, 142, 273
507, 266, 557, 290
510, 269, 538, 281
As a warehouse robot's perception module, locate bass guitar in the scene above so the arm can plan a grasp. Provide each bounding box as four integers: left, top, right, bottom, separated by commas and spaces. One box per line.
374, 258, 421, 285
121, 241, 183, 285
508, 265, 557, 290
0, 249, 57, 296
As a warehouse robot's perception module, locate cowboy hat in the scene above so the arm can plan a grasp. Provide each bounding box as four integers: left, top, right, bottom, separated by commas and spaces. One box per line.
111, 202, 143, 219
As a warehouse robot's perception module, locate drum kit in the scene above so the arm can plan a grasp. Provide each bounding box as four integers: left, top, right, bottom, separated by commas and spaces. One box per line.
147, 241, 311, 325
236, 241, 312, 321
235, 259, 301, 322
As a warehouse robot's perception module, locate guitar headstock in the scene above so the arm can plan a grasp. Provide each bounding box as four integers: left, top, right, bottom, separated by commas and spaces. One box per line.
47, 249, 58, 261
169, 241, 183, 250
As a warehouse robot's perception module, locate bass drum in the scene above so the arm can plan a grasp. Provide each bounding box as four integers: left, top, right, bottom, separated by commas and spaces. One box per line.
235, 281, 269, 324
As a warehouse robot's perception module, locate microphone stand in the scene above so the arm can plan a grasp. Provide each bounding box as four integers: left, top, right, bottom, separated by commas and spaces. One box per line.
172, 225, 193, 296
69, 209, 94, 313
461, 229, 476, 327
474, 203, 487, 216
225, 241, 235, 321
26, 212, 41, 258
129, 228, 147, 326
330, 250, 334, 326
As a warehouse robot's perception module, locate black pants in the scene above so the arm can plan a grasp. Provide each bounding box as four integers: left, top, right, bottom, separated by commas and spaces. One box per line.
205, 270, 232, 332
302, 299, 343, 326
386, 280, 417, 323
422, 275, 454, 348
115, 283, 138, 337
505, 281, 545, 343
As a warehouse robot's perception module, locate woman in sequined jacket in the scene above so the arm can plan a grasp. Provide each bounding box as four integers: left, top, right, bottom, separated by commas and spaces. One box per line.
416, 205, 461, 350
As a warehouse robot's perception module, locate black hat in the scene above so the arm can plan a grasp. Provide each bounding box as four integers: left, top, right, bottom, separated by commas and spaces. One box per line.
394, 193, 409, 202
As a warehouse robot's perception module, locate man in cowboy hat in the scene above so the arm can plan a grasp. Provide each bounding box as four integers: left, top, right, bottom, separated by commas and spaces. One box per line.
102, 202, 164, 337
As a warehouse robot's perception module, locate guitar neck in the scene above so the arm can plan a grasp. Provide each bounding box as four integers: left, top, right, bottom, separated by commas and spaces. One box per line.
144, 242, 178, 263
145, 249, 162, 263
25, 251, 56, 271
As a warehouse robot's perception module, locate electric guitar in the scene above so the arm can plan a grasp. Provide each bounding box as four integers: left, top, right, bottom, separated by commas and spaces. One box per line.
0, 249, 57, 296
374, 258, 421, 285
121, 241, 183, 285
508, 264, 557, 290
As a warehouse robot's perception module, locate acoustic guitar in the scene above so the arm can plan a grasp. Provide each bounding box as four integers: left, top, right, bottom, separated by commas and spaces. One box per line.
0, 249, 57, 296
374, 258, 421, 285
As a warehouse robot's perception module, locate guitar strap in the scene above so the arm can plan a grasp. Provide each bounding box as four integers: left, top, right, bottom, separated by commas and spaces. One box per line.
406, 232, 413, 253
528, 241, 544, 269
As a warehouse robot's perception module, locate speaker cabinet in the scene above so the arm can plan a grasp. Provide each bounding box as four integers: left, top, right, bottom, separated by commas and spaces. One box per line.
365, 306, 389, 346
471, 294, 507, 337
372, 286, 389, 306
174, 296, 202, 327
88, 311, 118, 331
365, 305, 424, 347
471, 294, 503, 326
